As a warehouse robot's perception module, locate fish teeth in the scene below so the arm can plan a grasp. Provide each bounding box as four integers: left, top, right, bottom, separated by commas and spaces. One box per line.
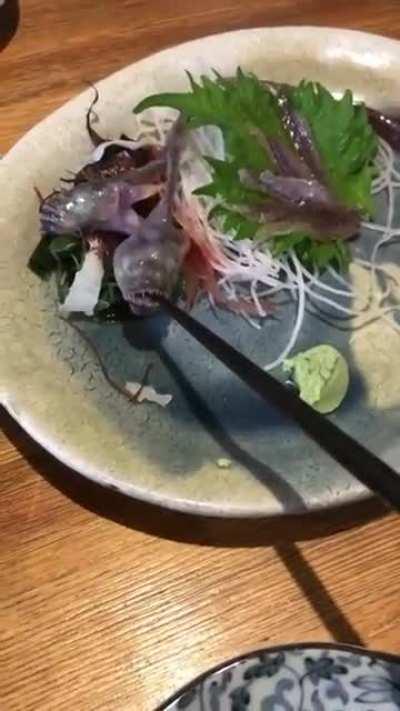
131, 288, 162, 308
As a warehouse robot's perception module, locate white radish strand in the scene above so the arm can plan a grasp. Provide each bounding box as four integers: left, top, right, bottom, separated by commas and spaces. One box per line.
327, 266, 358, 297
263, 253, 306, 371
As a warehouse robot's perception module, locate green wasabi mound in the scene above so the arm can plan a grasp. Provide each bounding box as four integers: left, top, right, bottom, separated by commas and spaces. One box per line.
283, 344, 350, 414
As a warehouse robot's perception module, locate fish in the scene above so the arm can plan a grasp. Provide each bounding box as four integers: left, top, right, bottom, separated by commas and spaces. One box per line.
72, 146, 164, 184
259, 171, 360, 240
113, 117, 189, 315
40, 176, 162, 236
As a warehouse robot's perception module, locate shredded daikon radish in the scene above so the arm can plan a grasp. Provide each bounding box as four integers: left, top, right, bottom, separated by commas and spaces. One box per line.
60, 246, 104, 316
263, 253, 306, 371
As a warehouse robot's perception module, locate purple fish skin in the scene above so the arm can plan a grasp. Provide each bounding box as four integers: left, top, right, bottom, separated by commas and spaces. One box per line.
113, 117, 188, 315
40, 178, 160, 236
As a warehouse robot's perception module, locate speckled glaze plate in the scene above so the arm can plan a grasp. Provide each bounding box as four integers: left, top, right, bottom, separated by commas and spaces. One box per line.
1, 27, 400, 517
158, 643, 400, 710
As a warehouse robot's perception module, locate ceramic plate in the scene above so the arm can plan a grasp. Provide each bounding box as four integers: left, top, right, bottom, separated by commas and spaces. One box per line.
1, 27, 400, 517
158, 643, 400, 710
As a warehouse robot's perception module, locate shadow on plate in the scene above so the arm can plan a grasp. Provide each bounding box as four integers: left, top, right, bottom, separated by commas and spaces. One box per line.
156, 340, 307, 512
0, 1, 19, 52
0, 404, 387, 548
124, 315, 309, 512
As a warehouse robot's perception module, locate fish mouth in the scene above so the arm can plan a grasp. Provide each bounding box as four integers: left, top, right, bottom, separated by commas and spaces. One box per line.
128, 288, 163, 315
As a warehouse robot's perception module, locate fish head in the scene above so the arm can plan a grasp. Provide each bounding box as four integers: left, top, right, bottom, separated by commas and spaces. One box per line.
113, 226, 189, 315
39, 182, 121, 234
39, 185, 99, 234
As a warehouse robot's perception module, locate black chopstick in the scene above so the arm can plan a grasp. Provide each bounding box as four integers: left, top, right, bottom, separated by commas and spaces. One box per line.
158, 295, 400, 512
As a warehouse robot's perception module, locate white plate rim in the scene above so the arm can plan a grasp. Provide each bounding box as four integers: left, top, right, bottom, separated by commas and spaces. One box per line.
2, 25, 399, 517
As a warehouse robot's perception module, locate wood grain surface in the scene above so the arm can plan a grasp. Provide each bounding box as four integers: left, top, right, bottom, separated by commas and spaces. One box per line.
1, 2, 400, 709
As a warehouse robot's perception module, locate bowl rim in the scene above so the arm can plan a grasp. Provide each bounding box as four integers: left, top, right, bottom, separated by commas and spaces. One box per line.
156, 640, 400, 710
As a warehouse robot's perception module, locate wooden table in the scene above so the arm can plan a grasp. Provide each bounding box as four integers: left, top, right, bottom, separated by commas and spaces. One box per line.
1, 1, 400, 709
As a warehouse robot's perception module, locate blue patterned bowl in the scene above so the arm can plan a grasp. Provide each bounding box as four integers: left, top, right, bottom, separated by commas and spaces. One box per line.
159, 643, 400, 710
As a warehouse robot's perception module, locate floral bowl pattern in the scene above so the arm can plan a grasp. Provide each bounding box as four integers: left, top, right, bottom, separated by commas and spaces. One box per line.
159, 643, 400, 710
